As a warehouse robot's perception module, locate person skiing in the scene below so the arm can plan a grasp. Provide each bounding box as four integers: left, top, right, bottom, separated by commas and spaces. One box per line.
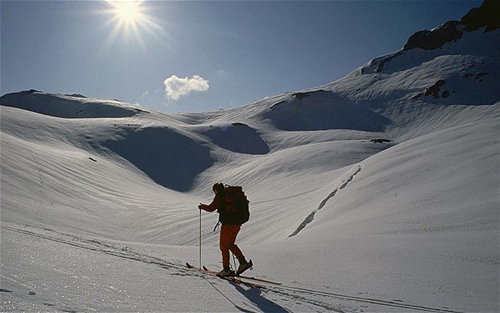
198, 183, 253, 277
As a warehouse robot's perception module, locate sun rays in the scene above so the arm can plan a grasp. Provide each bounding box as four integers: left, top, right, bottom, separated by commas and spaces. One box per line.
102, 0, 162, 49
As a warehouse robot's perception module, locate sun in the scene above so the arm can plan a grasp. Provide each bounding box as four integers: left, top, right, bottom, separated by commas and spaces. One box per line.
102, 0, 155, 46
100, 0, 168, 51
110, 1, 143, 24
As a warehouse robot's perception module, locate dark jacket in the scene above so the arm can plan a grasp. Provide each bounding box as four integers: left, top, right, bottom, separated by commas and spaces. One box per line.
201, 192, 238, 225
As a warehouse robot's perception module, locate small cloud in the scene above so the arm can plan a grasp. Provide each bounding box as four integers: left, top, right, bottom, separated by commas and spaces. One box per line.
163, 75, 209, 101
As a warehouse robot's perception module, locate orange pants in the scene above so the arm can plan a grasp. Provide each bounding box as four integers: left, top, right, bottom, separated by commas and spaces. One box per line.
219, 224, 245, 268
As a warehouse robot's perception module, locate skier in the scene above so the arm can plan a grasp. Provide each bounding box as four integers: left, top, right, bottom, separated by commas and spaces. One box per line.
198, 183, 253, 277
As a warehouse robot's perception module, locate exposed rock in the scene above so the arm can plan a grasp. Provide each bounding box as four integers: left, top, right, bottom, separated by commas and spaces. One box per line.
404, 21, 462, 51
461, 0, 500, 32
404, 0, 499, 51
292, 90, 325, 101
424, 80, 446, 98
370, 139, 392, 143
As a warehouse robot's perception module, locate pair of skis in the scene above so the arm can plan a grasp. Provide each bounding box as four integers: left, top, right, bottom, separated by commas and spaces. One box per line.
185, 262, 281, 289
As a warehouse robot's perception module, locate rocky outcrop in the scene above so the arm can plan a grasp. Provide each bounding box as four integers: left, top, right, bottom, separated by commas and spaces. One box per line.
461, 0, 500, 32
403, 21, 463, 51
404, 0, 499, 51
424, 80, 447, 99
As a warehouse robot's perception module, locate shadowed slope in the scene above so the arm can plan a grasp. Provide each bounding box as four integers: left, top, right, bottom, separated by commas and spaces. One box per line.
103, 127, 213, 192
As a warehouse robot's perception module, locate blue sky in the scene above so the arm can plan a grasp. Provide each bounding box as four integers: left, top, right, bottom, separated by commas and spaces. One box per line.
1, 0, 482, 113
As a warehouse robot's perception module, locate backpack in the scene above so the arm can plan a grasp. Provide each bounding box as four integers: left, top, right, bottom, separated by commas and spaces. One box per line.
218, 185, 250, 225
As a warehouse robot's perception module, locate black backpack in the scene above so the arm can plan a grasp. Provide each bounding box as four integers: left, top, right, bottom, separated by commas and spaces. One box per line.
218, 185, 250, 225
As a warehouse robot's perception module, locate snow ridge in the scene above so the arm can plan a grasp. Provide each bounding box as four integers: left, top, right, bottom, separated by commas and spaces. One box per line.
0, 90, 148, 118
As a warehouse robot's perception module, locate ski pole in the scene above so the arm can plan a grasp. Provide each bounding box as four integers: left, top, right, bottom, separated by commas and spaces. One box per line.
199, 208, 202, 269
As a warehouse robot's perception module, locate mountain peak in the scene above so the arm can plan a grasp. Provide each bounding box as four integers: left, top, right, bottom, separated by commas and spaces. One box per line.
461, 0, 500, 32
404, 0, 500, 51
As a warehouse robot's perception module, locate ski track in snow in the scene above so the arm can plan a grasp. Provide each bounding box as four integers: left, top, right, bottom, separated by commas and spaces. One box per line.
289, 164, 363, 237
1, 223, 464, 313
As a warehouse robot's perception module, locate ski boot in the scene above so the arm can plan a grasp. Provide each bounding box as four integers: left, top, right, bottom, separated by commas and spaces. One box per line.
236, 260, 253, 276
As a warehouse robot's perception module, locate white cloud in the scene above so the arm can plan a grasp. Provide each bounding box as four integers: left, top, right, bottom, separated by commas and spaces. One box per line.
163, 75, 209, 101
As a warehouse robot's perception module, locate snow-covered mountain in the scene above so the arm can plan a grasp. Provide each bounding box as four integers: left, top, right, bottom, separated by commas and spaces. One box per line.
1, 2, 499, 312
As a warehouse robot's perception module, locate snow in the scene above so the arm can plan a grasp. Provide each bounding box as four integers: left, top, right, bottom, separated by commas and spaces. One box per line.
1, 24, 499, 313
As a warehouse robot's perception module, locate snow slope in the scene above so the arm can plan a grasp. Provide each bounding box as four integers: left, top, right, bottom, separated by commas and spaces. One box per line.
1, 3, 499, 312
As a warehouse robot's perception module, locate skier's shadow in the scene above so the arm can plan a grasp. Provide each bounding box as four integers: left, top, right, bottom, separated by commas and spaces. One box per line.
232, 283, 288, 313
